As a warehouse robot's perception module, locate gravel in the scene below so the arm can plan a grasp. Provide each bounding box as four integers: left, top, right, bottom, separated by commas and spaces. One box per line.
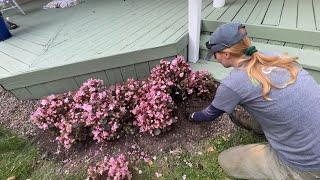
0, 86, 38, 137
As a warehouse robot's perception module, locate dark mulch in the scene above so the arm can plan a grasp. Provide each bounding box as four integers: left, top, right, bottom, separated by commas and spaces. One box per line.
0, 84, 238, 173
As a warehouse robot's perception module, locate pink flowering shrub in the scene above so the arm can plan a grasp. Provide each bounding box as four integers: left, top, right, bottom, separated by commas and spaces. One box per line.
31, 93, 73, 130
31, 56, 217, 148
149, 56, 195, 102
91, 79, 141, 142
87, 154, 131, 180
30, 93, 77, 149
129, 56, 216, 135
132, 81, 175, 135
187, 70, 217, 99
70, 79, 118, 143
70, 79, 106, 125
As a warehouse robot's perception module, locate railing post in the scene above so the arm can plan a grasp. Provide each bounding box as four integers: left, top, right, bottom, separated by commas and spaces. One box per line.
188, 0, 202, 63
213, 0, 225, 8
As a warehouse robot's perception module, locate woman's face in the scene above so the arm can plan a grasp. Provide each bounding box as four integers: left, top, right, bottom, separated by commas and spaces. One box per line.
215, 51, 233, 68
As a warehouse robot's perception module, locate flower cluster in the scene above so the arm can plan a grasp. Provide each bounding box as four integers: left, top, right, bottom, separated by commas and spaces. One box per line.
30, 93, 77, 149
187, 70, 218, 98
30, 93, 72, 130
132, 81, 175, 135
87, 154, 131, 180
31, 56, 217, 149
92, 79, 141, 142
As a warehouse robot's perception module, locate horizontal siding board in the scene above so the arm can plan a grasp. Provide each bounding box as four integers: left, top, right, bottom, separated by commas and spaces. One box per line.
10, 88, 33, 100
74, 71, 110, 87
148, 59, 161, 71
134, 62, 150, 80
44, 78, 79, 95
27, 78, 78, 99
106, 68, 124, 85
27, 84, 50, 99
0, 66, 10, 79
121, 65, 137, 81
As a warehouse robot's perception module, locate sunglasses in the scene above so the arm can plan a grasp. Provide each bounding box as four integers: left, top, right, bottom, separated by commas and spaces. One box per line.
206, 41, 230, 59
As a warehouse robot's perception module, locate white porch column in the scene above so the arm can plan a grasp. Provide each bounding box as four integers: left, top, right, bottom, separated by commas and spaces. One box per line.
188, 0, 202, 63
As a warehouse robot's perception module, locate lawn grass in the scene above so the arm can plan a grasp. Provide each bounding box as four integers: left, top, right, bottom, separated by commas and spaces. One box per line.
132, 130, 266, 180
0, 126, 38, 179
0, 126, 86, 180
0, 125, 265, 180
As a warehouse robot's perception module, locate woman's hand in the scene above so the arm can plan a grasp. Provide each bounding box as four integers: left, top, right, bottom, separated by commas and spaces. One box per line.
187, 112, 196, 122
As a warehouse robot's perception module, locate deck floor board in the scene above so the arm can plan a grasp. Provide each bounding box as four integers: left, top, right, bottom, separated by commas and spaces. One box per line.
279, 0, 298, 28
262, 0, 284, 26
205, 0, 320, 31
232, 0, 259, 23
314, 0, 320, 30
2, 0, 320, 95
297, 0, 316, 30
246, 0, 272, 24
0, 0, 194, 92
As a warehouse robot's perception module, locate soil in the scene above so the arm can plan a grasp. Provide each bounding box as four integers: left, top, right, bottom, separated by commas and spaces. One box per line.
0, 85, 239, 174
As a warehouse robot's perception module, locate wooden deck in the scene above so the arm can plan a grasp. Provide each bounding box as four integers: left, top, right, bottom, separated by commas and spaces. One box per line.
195, 0, 320, 84
204, 0, 320, 30
202, 0, 320, 46
2, 0, 320, 99
0, 0, 212, 99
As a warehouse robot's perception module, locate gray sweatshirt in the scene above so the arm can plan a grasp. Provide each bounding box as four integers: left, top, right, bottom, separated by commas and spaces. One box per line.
212, 64, 320, 171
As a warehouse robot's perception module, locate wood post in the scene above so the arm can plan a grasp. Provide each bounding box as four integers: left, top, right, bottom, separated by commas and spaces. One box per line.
188, 0, 202, 63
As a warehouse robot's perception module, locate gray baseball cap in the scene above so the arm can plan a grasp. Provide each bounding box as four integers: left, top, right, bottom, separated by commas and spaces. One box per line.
205, 23, 247, 60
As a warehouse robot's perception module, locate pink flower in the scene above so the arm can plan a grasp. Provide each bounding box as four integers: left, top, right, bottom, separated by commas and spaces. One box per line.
82, 104, 92, 112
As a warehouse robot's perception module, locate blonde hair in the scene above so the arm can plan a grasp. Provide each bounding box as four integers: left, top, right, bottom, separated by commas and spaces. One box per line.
224, 37, 300, 100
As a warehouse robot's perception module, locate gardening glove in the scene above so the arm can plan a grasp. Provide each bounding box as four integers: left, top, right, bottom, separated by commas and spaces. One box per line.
185, 112, 196, 122
187, 112, 196, 122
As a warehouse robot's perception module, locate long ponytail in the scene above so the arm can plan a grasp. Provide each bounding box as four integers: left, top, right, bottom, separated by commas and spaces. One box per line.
225, 37, 300, 100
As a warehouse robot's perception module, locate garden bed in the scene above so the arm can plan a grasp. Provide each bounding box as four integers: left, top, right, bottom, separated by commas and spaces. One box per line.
0, 57, 247, 179
0, 81, 238, 178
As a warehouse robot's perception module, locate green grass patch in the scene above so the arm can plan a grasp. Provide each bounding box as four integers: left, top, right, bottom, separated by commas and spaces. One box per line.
132, 130, 266, 180
0, 126, 38, 179
29, 161, 87, 180
0, 126, 87, 180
